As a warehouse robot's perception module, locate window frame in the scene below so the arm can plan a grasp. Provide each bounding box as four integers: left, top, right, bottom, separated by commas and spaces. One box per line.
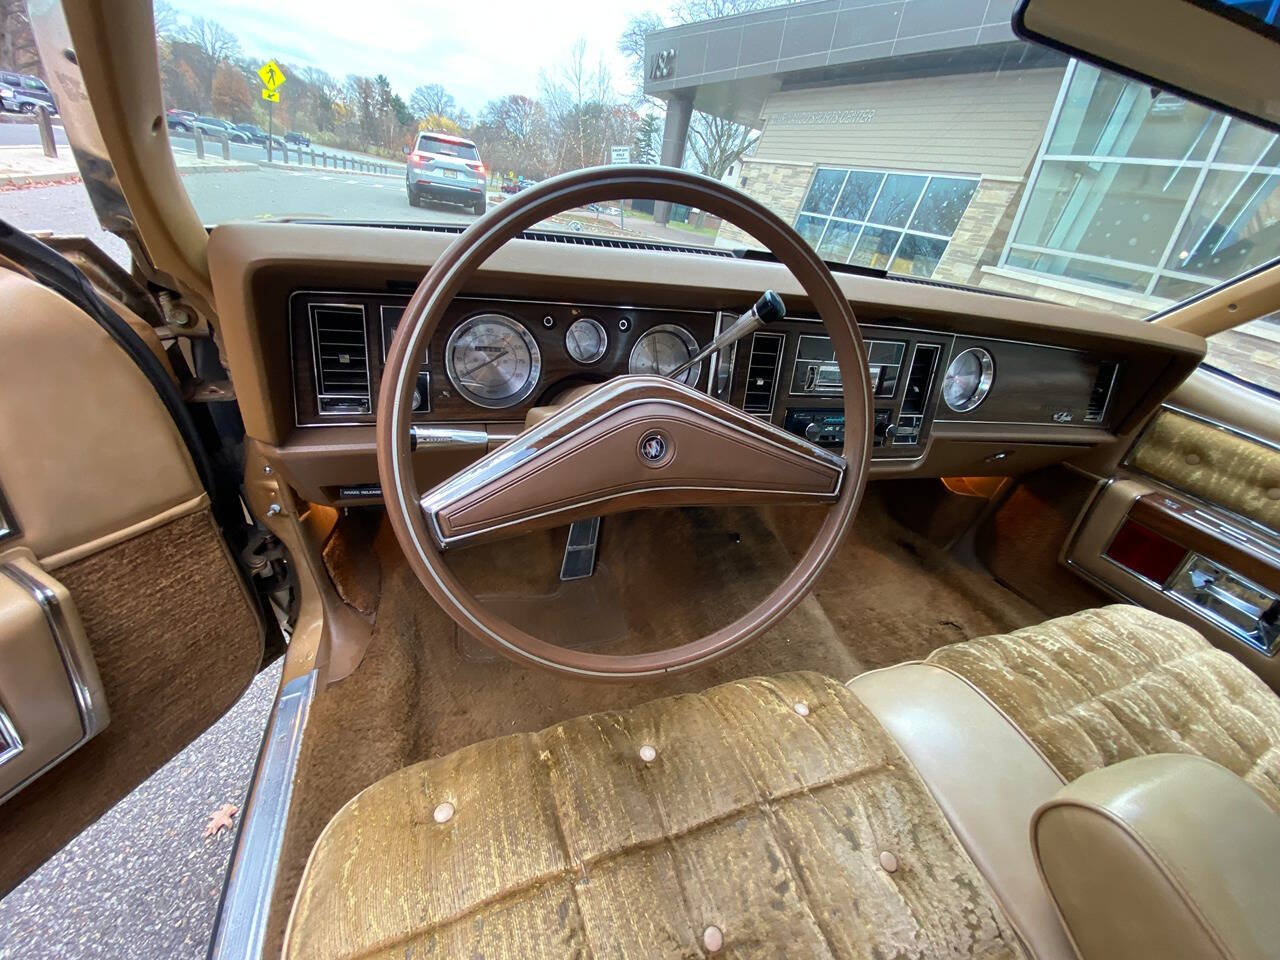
795, 164, 980, 276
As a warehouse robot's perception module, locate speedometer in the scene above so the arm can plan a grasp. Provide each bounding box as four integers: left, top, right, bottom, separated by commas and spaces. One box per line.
942, 347, 994, 412
445, 313, 542, 408
628, 324, 701, 386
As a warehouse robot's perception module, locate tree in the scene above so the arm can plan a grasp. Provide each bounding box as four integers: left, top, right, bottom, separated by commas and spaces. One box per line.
420, 114, 461, 134
178, 16, 240, 63
299, 66, 341, 133
410, 83, 456, 121
473, 94, 551, 177
633, 112, 660, 164
211, 62, 253, 122
152, 0, 181, 39
0, 0, 39, 76
540, 38, 627, 172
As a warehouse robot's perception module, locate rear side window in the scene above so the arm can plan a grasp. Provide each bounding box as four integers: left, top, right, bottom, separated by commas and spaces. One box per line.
417, 135, 478, 161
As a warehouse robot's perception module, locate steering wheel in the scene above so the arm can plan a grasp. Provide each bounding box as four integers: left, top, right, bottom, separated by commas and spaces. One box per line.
377, 166, 871, 679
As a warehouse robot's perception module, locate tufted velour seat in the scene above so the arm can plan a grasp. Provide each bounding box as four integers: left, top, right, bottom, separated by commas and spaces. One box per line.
285, 607, 1280, 960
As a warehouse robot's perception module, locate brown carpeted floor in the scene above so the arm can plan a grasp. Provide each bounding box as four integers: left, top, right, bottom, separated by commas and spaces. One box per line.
264, 483, 1047, 954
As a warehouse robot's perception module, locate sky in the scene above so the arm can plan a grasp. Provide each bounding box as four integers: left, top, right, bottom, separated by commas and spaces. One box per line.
163, 0, 669, 115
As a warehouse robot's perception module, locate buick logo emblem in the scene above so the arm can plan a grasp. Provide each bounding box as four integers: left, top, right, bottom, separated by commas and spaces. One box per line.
638, 431, 670, 466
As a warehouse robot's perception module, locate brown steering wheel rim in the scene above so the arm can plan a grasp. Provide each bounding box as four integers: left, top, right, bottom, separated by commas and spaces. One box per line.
376, 165, 871, 679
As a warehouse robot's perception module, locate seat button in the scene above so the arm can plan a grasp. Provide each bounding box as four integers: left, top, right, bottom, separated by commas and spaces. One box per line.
879, 850, 898, 873
639, 744, 657, 763
793, 702, 810, 717
1268, 487, 1280, 501
433, 801, 455, 824
1185, 453, 1201, 465
702, 925, 723, 953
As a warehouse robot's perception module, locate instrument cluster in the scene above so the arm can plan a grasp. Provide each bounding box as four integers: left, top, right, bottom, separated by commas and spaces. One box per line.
291, 290, 719, 426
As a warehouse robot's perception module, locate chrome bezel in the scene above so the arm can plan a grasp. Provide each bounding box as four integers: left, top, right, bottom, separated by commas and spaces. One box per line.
565, 317, 608, 364
628, 323, 702, 386
444, 312, 542, 409
942, 346, 995, 413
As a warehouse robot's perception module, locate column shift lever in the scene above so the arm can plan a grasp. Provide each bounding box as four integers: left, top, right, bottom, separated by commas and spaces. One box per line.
668, 290, 785, 381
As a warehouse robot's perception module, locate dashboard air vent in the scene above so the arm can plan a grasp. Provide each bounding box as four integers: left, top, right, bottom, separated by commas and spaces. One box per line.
742, 332, 786, 416
311, 304, 371, 415
1085, 361, 1119, 424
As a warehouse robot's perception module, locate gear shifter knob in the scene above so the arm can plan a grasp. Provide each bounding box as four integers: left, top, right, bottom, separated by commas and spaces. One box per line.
755, 290, 785, 325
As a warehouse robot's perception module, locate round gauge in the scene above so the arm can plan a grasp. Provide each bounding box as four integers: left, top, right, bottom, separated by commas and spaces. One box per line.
942, 347, 995, 412
565, 317, 607, 364
628, 324, 701, 386
445, 313, 542, 409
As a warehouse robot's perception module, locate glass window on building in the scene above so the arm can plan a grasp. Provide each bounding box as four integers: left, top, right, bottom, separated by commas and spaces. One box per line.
796, 167, 978, 278
1205, 313, 1280, 397
1001, 61, 1280, 309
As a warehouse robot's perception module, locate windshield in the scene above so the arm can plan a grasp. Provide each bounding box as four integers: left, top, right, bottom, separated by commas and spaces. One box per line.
136, 2, 1271, 320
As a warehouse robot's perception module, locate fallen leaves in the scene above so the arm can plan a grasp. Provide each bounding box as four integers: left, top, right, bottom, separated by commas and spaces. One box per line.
203, 803, 239, 839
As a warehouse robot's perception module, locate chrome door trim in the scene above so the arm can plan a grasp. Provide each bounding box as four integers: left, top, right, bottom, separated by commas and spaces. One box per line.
0, 703, 22, 767
208, 669, 317, 960
0, 562, 110, 803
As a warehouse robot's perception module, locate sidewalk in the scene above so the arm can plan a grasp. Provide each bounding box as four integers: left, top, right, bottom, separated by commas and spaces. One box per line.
0, 145, 253, 188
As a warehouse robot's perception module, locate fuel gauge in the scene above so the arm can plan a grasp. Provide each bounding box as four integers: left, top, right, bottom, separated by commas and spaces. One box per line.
565, 317, 608, 364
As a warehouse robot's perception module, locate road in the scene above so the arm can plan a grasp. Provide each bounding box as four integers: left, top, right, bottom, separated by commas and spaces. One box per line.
0, 119, 69, 148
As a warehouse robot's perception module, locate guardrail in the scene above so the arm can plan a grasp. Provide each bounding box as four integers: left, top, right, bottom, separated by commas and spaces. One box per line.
168, 127, 396, 175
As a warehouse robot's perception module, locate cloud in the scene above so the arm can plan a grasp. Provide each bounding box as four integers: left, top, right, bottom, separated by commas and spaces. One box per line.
164, 0, 667, 113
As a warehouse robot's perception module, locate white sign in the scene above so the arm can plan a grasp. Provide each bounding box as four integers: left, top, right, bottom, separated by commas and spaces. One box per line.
770, 109, 877, 126
610, 146, 631, 165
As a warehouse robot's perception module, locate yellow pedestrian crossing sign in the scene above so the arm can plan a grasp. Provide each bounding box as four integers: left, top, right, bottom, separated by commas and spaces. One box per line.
261, 88, 280, 103
258, 60, 285, 91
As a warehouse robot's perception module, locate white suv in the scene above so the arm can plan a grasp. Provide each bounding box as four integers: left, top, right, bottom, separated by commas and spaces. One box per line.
405, 132, 487, 215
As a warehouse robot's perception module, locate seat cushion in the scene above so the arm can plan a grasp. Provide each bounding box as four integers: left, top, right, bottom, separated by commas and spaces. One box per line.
285, 672, 1026, 960
926, 605, 1280, 813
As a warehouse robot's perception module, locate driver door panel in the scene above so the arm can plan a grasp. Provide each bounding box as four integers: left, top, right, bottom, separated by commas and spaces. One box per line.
0, 266, 263, 896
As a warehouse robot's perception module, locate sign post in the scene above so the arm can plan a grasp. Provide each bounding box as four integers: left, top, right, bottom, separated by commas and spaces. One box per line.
609, 145, 630, 230
257, 60, 286, 163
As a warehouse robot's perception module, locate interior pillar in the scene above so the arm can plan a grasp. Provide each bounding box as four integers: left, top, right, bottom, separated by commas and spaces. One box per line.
653, 94, 694, 226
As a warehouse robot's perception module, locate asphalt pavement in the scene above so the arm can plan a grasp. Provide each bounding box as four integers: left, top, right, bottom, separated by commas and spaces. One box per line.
0, 661, 282, 960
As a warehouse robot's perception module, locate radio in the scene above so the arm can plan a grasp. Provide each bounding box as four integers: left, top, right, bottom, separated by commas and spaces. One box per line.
786, 408, 897, 448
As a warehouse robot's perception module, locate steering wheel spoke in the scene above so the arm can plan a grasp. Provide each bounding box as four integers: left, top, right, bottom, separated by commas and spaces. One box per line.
420, 376, 845, 548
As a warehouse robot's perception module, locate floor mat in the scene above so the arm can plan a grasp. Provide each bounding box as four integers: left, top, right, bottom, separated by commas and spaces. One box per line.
264, 485, 1046, 954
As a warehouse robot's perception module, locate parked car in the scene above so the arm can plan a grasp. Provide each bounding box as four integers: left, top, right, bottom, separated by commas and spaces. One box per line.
0, 72, 57, 114
165, 109, 195, 132
234, 123, 286, 149
192, 116, 250, 144
284, 131, 311, 147
404, 132, 487, 215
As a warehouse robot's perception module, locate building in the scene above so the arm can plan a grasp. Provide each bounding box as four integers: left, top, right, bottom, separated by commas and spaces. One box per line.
643, 0, 1280, 320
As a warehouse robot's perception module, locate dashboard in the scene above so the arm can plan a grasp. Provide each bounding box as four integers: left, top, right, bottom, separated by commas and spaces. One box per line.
208, 222, 1205, 507
292, 289, 1127, 462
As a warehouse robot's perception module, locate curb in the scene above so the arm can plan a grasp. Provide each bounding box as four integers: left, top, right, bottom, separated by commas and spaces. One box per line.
256, 159, 403, 180
0, 160, 256, 189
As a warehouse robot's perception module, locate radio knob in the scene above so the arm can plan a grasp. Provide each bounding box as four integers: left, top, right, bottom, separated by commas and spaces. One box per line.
874, 419, 896, 440
804, 422, 821, 442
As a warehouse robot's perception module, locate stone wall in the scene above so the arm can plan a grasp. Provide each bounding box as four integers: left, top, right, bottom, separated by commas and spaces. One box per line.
716, 157, 814, 247
931, 177, 1022, 286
